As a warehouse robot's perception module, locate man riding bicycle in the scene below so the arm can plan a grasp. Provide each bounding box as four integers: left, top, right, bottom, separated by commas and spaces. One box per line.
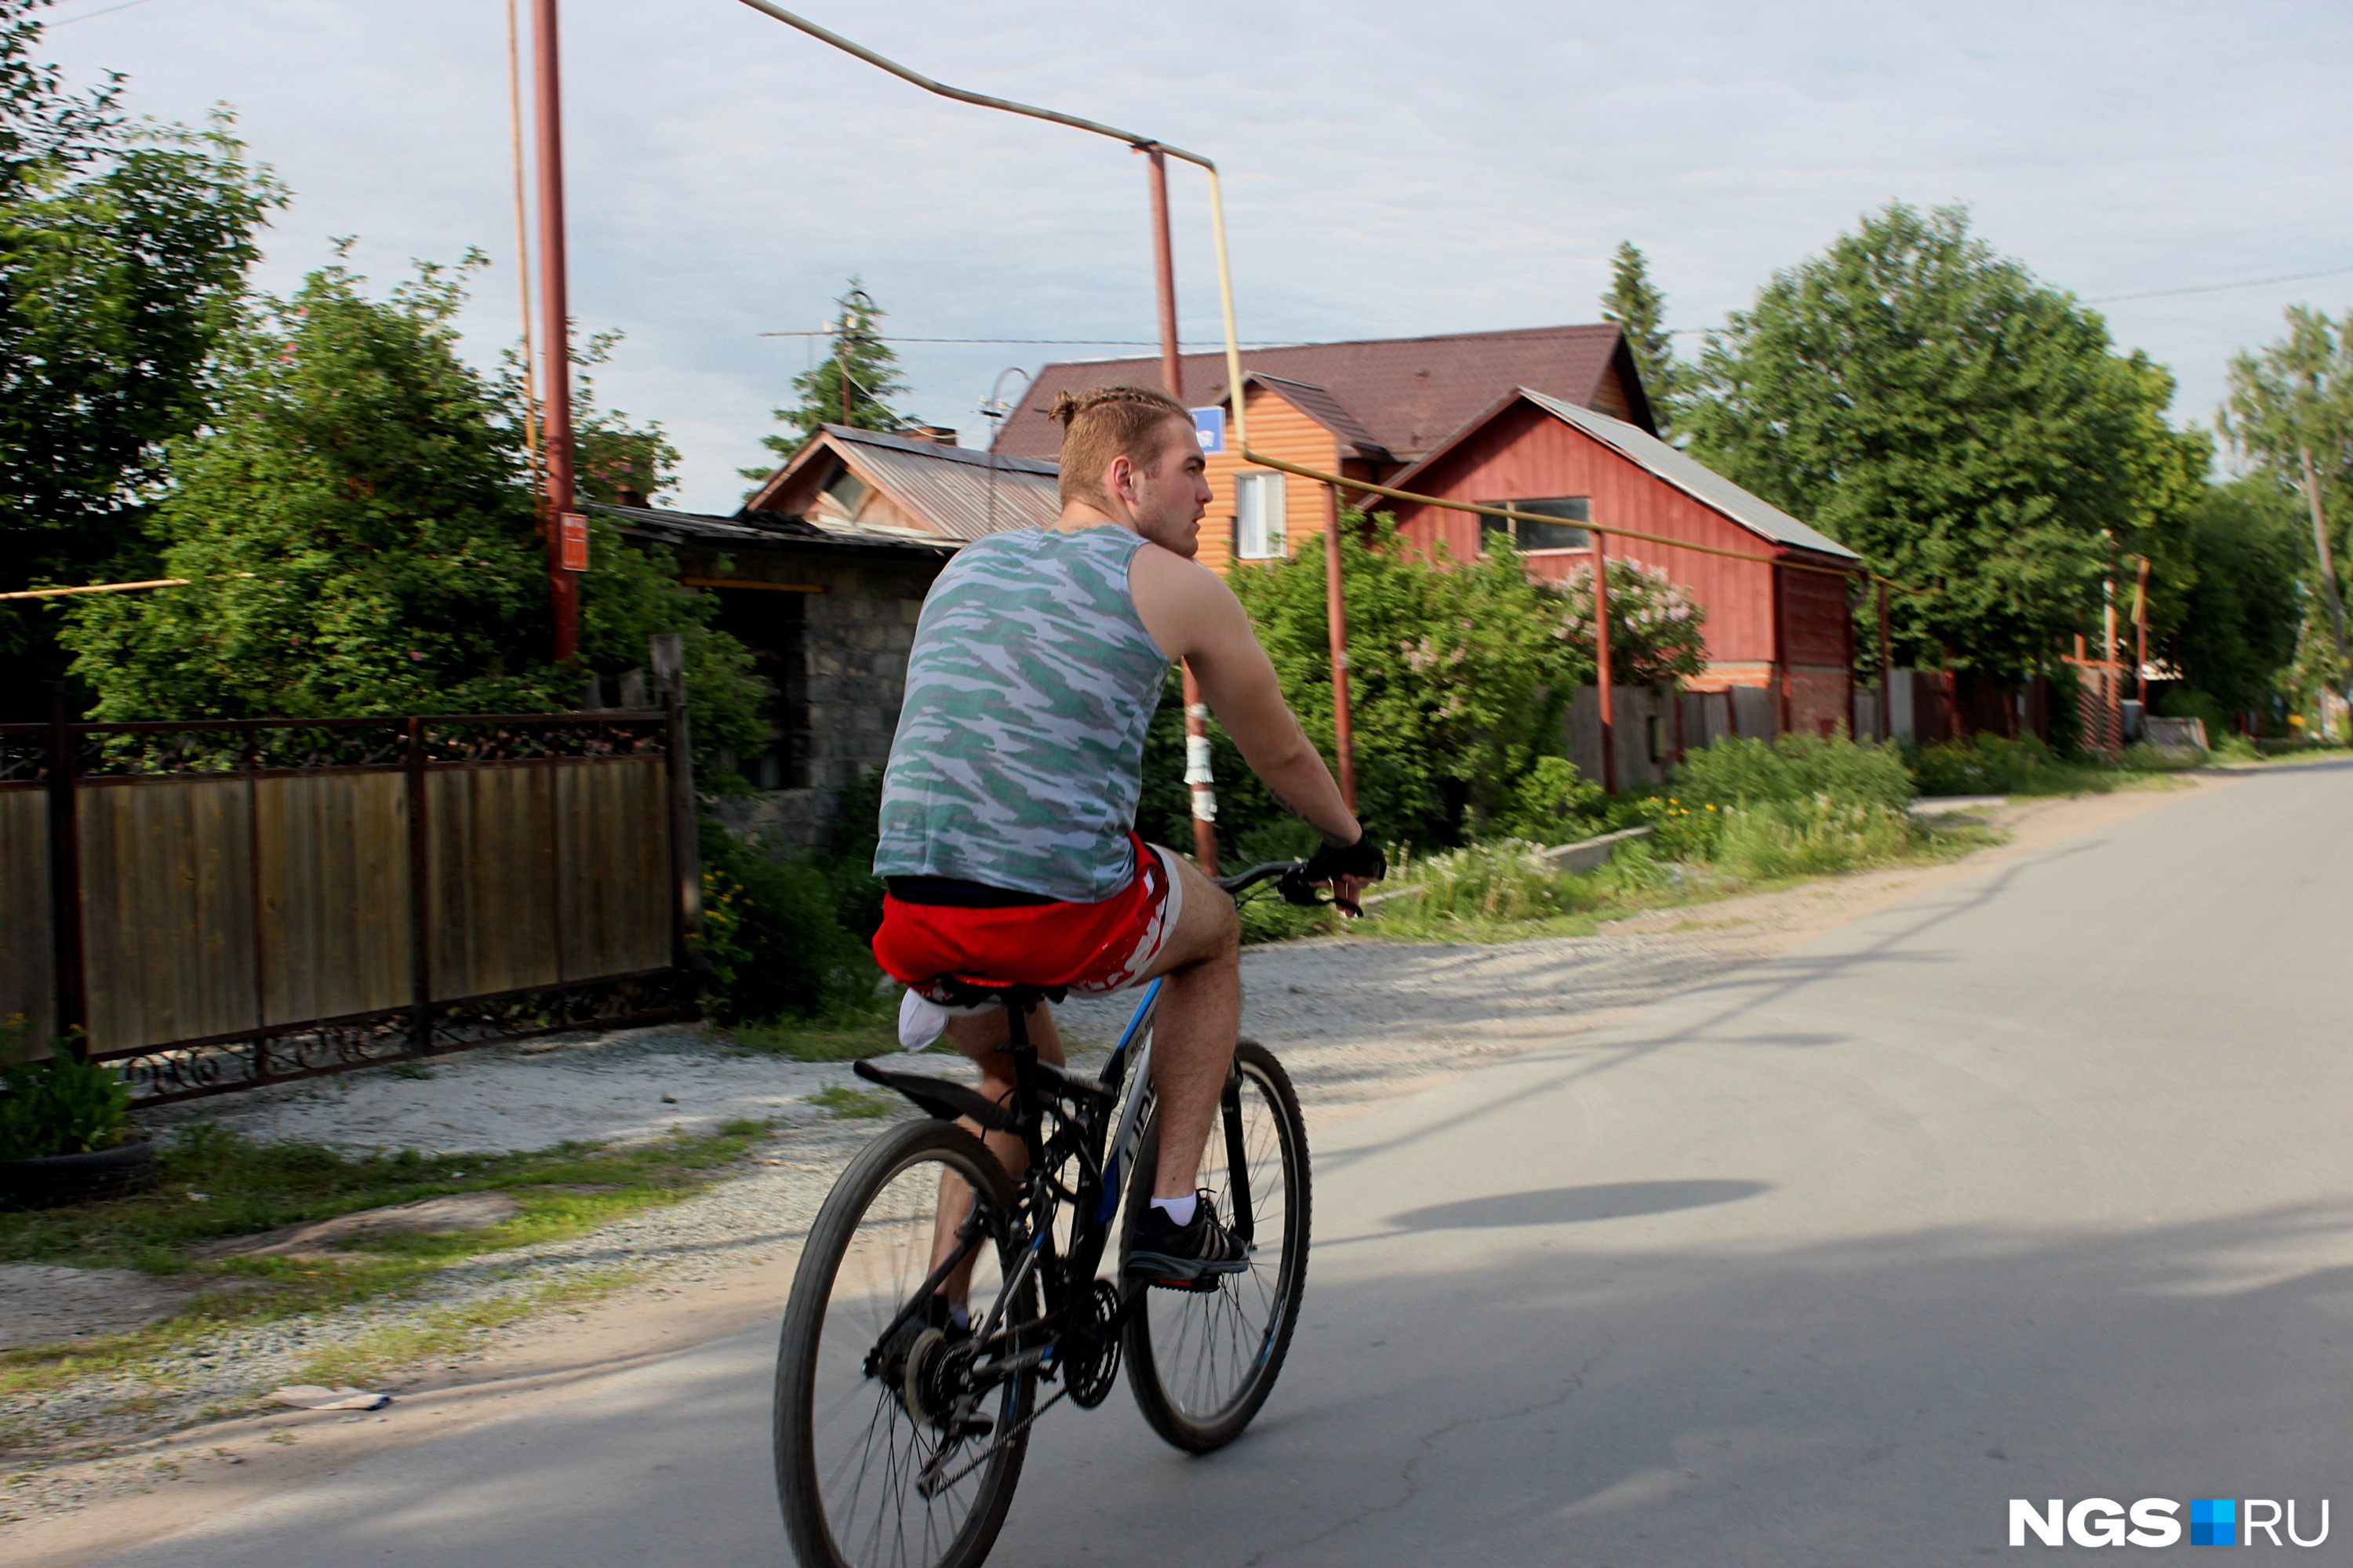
870, 382, 1383, 1288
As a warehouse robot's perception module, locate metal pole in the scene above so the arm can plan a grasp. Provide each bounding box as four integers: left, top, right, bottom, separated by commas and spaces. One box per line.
47, 688, 85, 1057
505, 0, 540, 516
1323, 483, 1357, 810
1145, 147, 1219, 872
532, 0, 580, 662
1877, 579, 1894, 743
1590, 529, 1617, 794
405, 716, 434, 1057
2133, 555, 2150, 708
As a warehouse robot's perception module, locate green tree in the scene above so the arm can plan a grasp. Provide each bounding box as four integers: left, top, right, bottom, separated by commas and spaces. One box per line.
569, 328, 682, 504
0, 0, 282, 709
739, 280, 908, 483
60, 260, 765, 770
2220, 305, 2353, 697
1139, 519, 1707, 849
2155, 480, 2305, 718
1600, 240, 1682, 435
1682, 202, 2207, 680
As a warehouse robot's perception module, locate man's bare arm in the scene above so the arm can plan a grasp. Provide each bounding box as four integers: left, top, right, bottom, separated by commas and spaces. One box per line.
1129, 544, 1360, 846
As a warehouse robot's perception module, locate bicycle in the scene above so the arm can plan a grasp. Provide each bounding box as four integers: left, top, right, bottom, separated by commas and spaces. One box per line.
772, 859, 1332, 1568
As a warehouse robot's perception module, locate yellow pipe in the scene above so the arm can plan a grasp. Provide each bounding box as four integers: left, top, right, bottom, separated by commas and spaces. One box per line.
1234, 449, 1906, 586
0, 572, 255, 602
1202, 164, 1247, 453
729, 1, 1919, 598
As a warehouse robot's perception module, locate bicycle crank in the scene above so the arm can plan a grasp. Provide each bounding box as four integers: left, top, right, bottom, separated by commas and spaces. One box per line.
1061, 1279, 1124, 1409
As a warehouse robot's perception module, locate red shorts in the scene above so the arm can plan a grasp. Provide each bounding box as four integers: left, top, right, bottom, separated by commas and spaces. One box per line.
872, 835, 1184, 1000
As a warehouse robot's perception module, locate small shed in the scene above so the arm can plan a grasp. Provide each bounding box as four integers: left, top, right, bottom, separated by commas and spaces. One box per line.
599, 501, 955, 851
744, 424, 1060, 541
1380, 387, 1865, 738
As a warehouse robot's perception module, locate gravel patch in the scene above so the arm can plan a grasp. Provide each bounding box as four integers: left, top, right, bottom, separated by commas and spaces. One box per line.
5, 925, 1747, 1501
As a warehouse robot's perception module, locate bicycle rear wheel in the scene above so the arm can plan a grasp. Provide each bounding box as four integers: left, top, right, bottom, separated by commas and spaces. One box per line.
775, 1119, 1034, 1568
1122, 1039, 1311, 1453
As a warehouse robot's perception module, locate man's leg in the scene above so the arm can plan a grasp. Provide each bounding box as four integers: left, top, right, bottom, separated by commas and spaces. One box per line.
1135, 853, 1242, 1200
926, 1003, 1065, 1311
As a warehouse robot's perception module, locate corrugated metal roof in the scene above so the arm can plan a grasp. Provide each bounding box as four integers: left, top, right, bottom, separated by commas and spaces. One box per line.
992, 324, 1638, 462
836, 435, 1061, 540
591, 500, 957, 557
1512, 388, 1860, 561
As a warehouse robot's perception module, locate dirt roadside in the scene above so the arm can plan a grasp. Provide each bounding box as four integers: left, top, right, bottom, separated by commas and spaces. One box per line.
1, 775, 2224, 1567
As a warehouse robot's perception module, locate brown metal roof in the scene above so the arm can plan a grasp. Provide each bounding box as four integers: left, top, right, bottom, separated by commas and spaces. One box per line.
1245, 373, 1391, 462
991, 323, 1642, 462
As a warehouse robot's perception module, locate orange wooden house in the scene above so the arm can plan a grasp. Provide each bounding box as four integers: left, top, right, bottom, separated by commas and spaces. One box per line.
991, 325, 1653, 572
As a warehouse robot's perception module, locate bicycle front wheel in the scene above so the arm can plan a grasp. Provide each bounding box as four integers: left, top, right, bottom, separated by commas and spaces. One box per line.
775, 1119, 1034, 1568
1122, 1039, 1311, 1453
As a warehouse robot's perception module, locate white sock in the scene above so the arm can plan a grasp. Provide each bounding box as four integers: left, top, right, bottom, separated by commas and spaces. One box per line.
1150, 1194, 1198, 1227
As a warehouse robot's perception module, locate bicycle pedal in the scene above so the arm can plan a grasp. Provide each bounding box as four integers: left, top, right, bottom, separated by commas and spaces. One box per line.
1147, 1273, 1226, 1294
948, 1414, 995, 1439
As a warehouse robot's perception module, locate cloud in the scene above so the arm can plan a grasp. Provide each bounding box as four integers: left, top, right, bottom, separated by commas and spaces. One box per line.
42, 0, 2353, 511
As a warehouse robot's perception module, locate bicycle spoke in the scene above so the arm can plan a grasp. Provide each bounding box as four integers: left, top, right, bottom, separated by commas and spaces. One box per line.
784, 1137, 1029, 1568
1137, 1052, 1300, 1428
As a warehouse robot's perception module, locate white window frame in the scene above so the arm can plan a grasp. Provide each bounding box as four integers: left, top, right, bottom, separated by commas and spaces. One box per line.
1235, 471, 1288, 560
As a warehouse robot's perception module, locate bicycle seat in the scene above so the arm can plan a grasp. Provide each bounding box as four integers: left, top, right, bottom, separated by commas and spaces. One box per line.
920, 976, 1068, 1010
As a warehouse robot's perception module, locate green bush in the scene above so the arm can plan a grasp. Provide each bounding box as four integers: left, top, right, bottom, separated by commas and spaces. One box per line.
0, 1048, 133, 1162
1382, 841, 1590, 925
696, 820, 882, 1025
1907, 733, 2070, 795
1671, 732, 1915, 813
1497, 757, 1606, 842
1709, 798, 1915, 881
1140, 517, 1707, 852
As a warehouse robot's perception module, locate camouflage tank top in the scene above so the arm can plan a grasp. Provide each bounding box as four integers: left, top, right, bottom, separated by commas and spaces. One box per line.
873, 526, 1172, 902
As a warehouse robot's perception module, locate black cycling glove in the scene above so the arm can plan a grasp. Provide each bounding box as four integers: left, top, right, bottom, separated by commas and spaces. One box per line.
1303, 830, 1386, 886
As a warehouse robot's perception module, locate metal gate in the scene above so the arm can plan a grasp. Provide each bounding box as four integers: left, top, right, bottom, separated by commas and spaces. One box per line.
0, 710, 696, 1103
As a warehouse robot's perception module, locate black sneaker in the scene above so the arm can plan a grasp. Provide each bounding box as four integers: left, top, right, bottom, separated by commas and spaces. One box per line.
1125, 1191, 1251, 1289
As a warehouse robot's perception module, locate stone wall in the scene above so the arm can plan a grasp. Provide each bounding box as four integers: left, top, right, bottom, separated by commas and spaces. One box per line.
678, 540, 944, 857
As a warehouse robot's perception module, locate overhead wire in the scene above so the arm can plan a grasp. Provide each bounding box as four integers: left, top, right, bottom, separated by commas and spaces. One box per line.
732, 0, 1926, 598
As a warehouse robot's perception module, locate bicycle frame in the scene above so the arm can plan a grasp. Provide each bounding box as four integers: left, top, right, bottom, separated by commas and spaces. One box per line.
862, 861, 1310, 1491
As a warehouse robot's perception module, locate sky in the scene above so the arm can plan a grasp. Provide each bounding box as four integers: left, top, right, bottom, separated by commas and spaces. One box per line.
35, 0, 2353, 515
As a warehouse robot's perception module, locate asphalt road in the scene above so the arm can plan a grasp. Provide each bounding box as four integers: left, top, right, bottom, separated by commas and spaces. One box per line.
97, 763, 2353, 1565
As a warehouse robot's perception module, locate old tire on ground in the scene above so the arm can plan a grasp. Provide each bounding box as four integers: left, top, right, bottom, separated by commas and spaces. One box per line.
0, 1137, 155, 1210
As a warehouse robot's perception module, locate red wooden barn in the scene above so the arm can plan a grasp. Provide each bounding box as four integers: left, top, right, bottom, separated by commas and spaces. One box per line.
1380, 387, 1865, 737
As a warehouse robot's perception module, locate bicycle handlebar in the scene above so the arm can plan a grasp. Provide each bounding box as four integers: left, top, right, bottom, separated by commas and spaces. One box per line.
1213, 860, 1358, 914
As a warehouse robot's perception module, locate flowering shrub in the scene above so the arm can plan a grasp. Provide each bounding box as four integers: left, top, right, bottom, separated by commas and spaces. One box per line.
1538, 558, 1709, 686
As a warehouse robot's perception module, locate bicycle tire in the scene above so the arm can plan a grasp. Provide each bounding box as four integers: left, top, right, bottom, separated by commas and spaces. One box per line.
775, 1119, 1035, 1568
1122, 1039, 1311, 1453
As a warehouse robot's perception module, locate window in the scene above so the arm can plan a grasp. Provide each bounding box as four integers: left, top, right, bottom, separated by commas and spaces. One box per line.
1477, 496, 1591, 552
1235, 472, 1288, 560
710, 588, 810, 790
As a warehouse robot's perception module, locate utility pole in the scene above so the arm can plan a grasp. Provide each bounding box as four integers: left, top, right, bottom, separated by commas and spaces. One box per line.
1877, 580, 1894, 742
1146, 145, 1219, 872
1590, 526, 1616, 793
2133, 555, 2151, 709
2300, 446, 2352, 707
532, 0, 581, 661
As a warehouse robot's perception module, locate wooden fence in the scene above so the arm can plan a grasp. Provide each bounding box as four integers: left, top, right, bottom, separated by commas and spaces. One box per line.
1, 711, 696, 1103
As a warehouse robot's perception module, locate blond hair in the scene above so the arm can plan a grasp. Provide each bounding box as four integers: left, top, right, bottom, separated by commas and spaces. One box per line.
1050, 384, 1192, 510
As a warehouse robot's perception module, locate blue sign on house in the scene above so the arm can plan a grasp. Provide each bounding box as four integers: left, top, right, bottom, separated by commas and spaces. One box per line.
1192, 407, 1226, 454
